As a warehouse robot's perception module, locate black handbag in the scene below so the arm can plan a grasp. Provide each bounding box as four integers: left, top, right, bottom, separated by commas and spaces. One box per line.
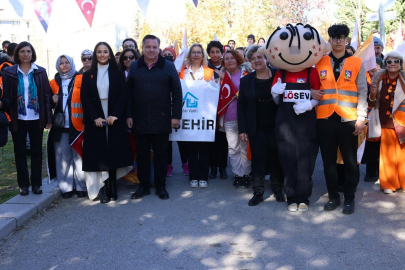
52, 85, 73, 128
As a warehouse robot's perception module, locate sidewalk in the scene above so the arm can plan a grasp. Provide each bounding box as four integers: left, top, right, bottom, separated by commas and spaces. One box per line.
0, 178, 60, 240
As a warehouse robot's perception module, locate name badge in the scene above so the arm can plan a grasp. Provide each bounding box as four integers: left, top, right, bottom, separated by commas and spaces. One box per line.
283, 90, 311, 102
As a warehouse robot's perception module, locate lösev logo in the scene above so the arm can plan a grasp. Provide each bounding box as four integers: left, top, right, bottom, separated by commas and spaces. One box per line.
320, 70, 327, 80
283, 90, 311, 102
183, 92, 198, 108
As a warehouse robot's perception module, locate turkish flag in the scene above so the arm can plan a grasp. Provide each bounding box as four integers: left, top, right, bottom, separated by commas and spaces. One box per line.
217, 72, 237, 120
76, 0, 97, 27
71, 131, 84, 157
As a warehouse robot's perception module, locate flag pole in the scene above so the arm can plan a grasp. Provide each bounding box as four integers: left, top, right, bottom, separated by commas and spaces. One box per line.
217, 95, 237, 114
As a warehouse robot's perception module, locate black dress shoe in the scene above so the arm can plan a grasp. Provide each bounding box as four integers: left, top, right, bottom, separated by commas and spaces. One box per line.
109, 178, 118, 201
20, 187, 29, 196
342, 200, 355, 215
76, 191, 87, 198
219, 167, 228, 179
364, 175, 378, 182
248, 193, 264, 206
131, 187, 151, 199
324, 198, 341, 211
155, 188, 169, 200
274, 192, 285, 202
61, 191, 73, 198
209, 166, 217, 179
32, 186, 42, 195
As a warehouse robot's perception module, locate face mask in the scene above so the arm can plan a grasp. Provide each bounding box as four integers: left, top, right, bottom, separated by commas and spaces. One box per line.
164, 55, 174, 62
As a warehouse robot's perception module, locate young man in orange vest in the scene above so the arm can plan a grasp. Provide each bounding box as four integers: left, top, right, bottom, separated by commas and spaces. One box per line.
315, 24, 368, 215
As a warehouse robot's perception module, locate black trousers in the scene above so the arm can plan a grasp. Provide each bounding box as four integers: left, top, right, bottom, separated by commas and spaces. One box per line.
317, 115, 359, 201
11, 120, 43, 188
167, 141, 188, 164
209, 130, 228, 167
135, 134, 169, 190
187, 142, 210, 180
249, 129, 284, 194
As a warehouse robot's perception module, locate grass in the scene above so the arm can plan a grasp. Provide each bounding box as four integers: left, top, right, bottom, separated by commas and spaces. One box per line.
0, 130, 48, 204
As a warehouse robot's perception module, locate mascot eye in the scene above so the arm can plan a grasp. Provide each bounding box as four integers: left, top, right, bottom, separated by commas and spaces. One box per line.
279, 32, 289, 40
303, 32, 313, 40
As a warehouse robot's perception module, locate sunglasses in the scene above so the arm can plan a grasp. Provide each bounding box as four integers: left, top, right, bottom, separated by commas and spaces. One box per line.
123, 55, 135, 61
81, 56, 92, 62
386, 59, 400, 65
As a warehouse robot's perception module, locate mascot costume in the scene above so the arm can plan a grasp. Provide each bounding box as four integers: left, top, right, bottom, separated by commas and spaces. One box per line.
258, 23, 331, 211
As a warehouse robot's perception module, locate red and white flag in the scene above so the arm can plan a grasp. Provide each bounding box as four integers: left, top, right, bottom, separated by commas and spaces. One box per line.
32, 0, 54, 32
71, 131, 84, 157
76, 0, 97, 27
217, 72, 237, 119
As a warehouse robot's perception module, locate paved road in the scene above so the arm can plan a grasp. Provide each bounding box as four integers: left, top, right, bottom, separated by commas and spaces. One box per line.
1, 148, 405, 270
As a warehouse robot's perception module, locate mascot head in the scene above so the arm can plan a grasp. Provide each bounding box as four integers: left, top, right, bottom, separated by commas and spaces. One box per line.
258, 23, 332, 72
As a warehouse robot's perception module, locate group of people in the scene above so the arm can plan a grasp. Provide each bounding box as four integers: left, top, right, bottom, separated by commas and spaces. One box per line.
0, 23, 404, 216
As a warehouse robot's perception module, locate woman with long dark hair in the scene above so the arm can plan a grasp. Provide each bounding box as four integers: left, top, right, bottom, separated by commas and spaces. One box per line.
80, 42, 133, 203
119, 48, 138, 80
3, 41, 52, 196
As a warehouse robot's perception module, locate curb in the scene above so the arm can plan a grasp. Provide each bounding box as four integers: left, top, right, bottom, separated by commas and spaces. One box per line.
0, 178, 60, 241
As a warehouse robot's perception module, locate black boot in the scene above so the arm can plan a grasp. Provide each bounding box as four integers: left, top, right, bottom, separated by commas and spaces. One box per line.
219, 167, 228, 179
248, 192, 264, 206
209, 166, 217, 179
100, 181, 110, 204
109, 178, 118, 201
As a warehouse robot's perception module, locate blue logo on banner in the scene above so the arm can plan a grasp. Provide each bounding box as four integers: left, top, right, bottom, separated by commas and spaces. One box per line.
183, 92, 199, 108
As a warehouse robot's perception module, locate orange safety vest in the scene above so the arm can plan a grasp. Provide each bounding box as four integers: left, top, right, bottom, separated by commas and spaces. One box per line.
49, 75, 84, 131
178, 66, 214, 80
316, 56, 362, 120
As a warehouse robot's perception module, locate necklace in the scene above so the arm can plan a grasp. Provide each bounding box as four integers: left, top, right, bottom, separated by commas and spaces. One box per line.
256, 68, 271, 80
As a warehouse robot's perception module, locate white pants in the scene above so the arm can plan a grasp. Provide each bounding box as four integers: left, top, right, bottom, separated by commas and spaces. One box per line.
54, 132, 86, 193
224, 120, 251, 176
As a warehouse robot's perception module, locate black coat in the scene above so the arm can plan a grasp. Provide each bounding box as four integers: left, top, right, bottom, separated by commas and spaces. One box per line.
3, 64, 53, 132
0, 71, 11, 112
237, 69, 278, 137
80, 66, 132, 172
127, 54, 182, 134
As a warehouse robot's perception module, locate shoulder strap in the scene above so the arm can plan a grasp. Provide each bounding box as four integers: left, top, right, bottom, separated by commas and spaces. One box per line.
307, 68, 311, 81
280, 70, 286, 83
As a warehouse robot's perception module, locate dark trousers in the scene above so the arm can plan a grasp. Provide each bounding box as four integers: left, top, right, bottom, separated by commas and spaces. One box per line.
167, 141, 188, 164
317, 116, 359, 201
135, 134, 169, 189
187, 142, 210, 180
209, 130, 228, 167
11, 120, 43, 188
249, 129, 284, 194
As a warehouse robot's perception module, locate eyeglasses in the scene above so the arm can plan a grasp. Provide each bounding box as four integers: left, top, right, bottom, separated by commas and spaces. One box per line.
81, 56, 92, 62
123, 44, 135, 49
386, 59, 400, 65
331, 36, 346, 42
123, 55, 135, 61
191, 51, 202, 55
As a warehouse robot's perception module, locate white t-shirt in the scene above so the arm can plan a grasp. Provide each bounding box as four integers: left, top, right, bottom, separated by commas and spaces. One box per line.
61, 78, 71, 128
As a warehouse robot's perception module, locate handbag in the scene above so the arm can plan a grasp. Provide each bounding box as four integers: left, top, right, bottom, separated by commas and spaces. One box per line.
53, 84, 73, 128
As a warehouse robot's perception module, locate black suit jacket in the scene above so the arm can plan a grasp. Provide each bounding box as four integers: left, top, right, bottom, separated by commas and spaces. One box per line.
237, 68, 278, 137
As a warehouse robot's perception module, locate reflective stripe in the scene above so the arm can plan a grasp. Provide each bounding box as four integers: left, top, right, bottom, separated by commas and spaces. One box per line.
72, 103, 82, 108
323, 89, 336, 94
399, 107, 405, 112
338, 100, 357, 108
338, 90, 358, 97
72, 113, 83, 118
319, 99, 337, 106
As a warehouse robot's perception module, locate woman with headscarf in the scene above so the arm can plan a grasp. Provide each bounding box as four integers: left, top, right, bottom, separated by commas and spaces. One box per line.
162, 46, 189, 177
369, 51, 405, 194
78, 49, 92, 74
48, 55, 87, 198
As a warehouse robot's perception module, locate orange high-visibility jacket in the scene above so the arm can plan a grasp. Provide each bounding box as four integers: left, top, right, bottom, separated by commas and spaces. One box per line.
179, 66, 214, 80
49, 75, 84, 131
316, 56, 362, 120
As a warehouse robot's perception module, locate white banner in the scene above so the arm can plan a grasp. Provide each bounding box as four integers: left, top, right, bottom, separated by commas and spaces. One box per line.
354, 34, 376, 72
169, 79, 220, 142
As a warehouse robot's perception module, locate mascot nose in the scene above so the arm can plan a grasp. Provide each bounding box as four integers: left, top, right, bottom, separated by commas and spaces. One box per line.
289, 46, 300, 55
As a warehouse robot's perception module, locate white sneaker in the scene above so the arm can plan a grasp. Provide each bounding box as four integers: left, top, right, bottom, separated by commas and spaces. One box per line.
199, 180, 208, 188
298, 203, 309, 212
383, 189, 394, 194
190, 180, 198, 188
288, 203, 298, 212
